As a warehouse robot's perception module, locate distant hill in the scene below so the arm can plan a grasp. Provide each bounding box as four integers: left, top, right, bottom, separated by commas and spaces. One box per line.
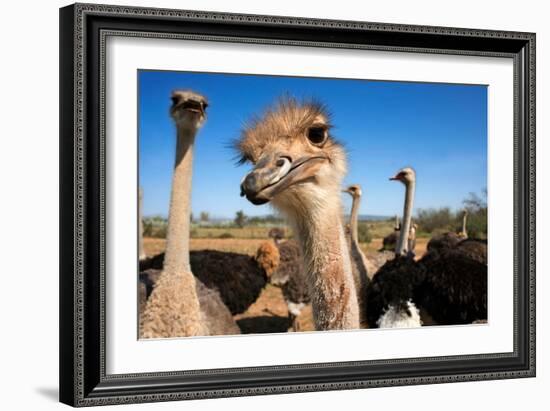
357, 215, 392, 221
145, 214, 391, 224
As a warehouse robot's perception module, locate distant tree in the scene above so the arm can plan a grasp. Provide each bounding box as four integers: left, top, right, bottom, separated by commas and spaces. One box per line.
190, 212, 194, 223
416, 207, 454, 233
247, 214, 285, 226
234, 210, 247, 228
463, 189, 487, 211
462, 189, 488, 238
200, 211, 209, 222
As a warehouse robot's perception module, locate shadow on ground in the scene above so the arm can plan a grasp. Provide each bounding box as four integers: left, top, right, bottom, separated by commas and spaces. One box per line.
36, 387, 58, 402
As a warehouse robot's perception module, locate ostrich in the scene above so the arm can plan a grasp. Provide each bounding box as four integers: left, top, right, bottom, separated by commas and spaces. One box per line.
263, 228, 303, 287
455, 238, 487, 264
140, 248, 267, 316
255, 227, 308, 331
238, 97, 360, 330
140, 90, 239, 338
381, 215, 400, 251
408, 222, 418, 256
427, 209, 469, 253
366, 167, 487, 328
365, 167, 423, 328
380, 215, 417, 256
342, 184, 372, 324
426, 208, 487, 265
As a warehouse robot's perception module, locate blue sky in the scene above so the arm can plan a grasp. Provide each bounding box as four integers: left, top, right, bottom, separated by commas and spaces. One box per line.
139, 70, 487, 218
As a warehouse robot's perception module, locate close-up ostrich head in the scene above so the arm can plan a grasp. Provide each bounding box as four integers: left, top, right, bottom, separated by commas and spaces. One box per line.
343, 184, 362, 199
237, 97, 347, 215
389, 166, 416, 185
170, 90, 209, 129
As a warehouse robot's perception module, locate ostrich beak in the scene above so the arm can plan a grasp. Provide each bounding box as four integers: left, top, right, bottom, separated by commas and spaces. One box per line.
389, 172, 404, 181
240, 153, 328, 205
171, 98, 207, 118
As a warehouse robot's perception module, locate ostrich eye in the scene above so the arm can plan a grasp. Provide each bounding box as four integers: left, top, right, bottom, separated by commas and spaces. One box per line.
307, 126, 327, 146
202, 101, 208, 109
171, 96, 180, 106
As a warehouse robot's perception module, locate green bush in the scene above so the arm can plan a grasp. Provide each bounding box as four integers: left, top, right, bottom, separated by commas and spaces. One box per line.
142, 216, 168, 238
462, 190, 488, 239
357, 222, 372, 244
416, 207, 454, 233
466, 209, 487, 239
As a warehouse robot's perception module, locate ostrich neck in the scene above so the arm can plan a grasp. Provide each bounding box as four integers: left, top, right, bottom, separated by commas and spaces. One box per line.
350, 195, 360, 244
163, 126, 197, 275
292, 195, 359, 330
397, 180, 415, 256
349, 195, 369, 288
462, 213, 468, 236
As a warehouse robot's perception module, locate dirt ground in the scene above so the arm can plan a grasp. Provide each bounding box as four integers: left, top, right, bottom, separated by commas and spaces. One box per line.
142, 236, 429, 334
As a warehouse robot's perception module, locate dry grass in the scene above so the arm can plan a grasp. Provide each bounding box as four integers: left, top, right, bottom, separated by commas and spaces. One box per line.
191, 226, 292, 240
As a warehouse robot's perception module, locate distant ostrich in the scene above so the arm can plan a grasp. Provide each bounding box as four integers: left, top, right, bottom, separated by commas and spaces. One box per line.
256, 227, 308, 330
140, 90, 239, 338
366, 167, 423, 328
264, 228, 303, 287
380, 215, 417, 255
238, 97, 360, 330
381, 215, 400, 251
427, 209, 469, 253
408, 222, 418, 256
255, 239, 280, 279
366, 168, 487, 328
342, 184, 372, 324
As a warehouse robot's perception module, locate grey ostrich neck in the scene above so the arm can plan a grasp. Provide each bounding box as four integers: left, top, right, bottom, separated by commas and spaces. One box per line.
461, 212, 468, 237
397, 179, 415, 256
163, 124, 198, 274
349, 194, 369, 284
290, 193, 359, 329
350, 194, 360, 244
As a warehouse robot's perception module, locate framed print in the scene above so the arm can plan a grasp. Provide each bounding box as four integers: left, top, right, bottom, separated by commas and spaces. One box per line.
59, 3, 536, 407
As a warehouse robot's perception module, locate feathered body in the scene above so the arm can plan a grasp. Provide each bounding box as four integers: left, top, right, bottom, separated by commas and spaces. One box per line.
140, 250, 267, 315
365, 255, 425, 328
366, 247, 487, 328
427, 232, 464, 253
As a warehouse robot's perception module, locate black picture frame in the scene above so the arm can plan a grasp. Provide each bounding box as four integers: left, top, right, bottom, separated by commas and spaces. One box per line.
59, 3, 536, 407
